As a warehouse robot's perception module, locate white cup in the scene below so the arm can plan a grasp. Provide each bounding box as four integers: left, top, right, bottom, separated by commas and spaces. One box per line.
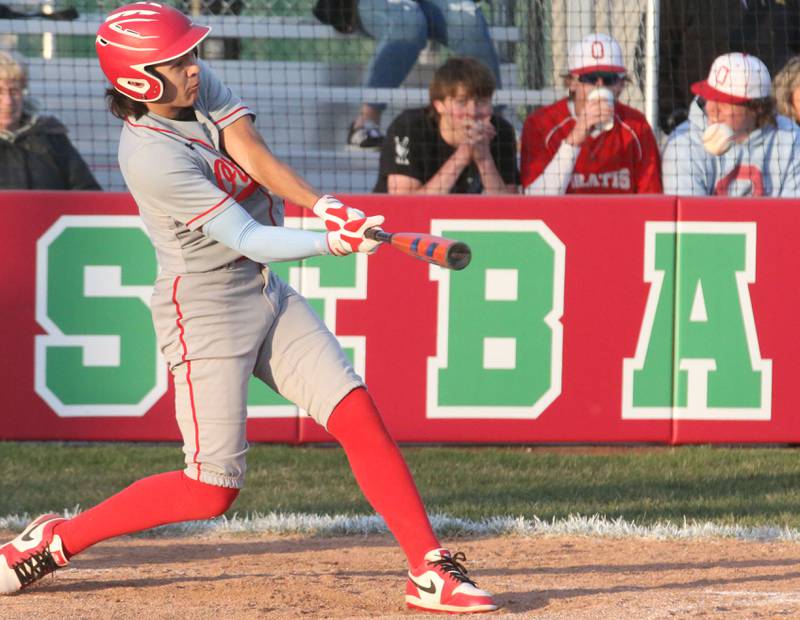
587, 87, 615, 132
702, 122, 735, 156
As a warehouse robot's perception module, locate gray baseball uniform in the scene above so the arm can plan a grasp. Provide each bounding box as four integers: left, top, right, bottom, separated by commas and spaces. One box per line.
119, 61, 363, 488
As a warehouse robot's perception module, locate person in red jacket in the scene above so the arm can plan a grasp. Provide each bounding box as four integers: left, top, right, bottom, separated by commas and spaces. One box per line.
520, 33, 662, 195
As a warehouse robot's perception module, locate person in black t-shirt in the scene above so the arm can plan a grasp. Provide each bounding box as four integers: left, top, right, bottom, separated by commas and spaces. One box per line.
373, 57, 519, 194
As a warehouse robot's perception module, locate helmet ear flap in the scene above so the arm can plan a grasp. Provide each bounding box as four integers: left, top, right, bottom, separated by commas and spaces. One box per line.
117, 77, 156, 96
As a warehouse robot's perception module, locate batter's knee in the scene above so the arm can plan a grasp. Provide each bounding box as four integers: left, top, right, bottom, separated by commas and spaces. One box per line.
183, 474, 240, 518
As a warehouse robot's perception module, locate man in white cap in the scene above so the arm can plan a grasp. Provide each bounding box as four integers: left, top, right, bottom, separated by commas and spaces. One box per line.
662, 52, 800, 196
520, 32, 662, 195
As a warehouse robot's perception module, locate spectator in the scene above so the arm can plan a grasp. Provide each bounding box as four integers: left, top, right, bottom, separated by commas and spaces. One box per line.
662, 52, 800, 197
773, 56, 800, 123
0, 51, 100, 190
346, 0, 501, 149
373, 56, 517, 194
520, 33, 662, 195
657, 0, 800, 134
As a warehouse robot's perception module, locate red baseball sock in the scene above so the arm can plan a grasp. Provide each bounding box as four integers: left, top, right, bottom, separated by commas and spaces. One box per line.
54, 470, 239, 557
327, 387, 440, 567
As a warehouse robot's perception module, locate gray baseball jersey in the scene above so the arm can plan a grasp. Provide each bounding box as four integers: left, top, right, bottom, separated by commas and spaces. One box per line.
119, 61, 362, 488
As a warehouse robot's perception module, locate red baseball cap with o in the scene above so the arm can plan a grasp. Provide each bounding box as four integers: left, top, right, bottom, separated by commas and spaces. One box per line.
568, 33, 626, 75
691, 53, 771, 104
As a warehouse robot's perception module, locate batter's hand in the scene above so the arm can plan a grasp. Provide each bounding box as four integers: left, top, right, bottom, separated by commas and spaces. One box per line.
327, 215, 385, 256
313, 194, 365, 232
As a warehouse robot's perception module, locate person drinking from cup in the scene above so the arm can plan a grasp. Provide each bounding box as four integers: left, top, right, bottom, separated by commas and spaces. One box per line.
520, 33, 662, 195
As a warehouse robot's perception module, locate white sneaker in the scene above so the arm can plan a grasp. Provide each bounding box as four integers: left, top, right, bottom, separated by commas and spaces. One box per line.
405, 548, 498, 613
0, 514, 69, 594
347, 121, 384, 149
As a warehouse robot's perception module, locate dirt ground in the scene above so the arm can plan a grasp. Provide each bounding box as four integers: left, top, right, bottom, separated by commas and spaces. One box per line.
3, 532, 800, 619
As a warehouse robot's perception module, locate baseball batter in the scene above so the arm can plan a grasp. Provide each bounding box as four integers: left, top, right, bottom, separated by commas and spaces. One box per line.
0, 3, 496, 613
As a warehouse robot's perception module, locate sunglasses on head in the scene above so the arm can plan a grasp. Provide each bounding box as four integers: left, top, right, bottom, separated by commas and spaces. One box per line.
577, 71, 623, 86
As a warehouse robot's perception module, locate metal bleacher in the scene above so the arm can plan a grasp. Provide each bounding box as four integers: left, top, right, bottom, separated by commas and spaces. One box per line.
3, 9, 556, 192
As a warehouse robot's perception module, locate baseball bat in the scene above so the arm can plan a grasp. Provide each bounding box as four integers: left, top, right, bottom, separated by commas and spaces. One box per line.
364, 228, 472, 271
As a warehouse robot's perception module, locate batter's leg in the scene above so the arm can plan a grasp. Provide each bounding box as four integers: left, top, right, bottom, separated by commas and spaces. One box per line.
326, 387, 440, 567
49, 354, 256, 558
172, 357, 252, 488
50, 471, 238, 558
253, 276, 438, 566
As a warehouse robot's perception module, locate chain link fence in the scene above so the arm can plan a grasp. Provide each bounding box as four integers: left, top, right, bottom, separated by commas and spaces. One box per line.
2, 1, 798, 193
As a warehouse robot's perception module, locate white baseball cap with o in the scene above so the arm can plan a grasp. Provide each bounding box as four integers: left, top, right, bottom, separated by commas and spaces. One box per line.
691, 52, 771, 103
567, 33, 626, 75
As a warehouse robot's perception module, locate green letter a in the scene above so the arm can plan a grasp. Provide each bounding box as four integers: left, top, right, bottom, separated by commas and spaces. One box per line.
623, 222, 771, 420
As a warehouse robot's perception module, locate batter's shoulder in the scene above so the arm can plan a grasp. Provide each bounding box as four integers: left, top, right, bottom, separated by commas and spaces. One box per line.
119, 132, 192, 180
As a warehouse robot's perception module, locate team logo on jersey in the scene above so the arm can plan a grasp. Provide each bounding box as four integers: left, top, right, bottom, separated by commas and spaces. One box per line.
214, 158, 258, 202
570, 167, 631, 191
394, 136, 410, 166
714, 164, 764, 196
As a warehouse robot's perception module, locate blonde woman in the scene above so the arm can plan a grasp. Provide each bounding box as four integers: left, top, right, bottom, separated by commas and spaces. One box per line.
773, 55, 800, 123
0, 51, 99, 189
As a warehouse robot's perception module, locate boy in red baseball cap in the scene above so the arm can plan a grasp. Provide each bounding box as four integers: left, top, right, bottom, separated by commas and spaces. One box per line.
663, 52, 800, 196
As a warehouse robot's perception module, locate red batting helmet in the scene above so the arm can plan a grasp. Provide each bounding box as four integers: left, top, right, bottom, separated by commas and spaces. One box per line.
96, 2, 210, 102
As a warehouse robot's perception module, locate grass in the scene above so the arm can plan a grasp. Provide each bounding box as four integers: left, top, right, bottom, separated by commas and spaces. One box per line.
2, 443, 800, 529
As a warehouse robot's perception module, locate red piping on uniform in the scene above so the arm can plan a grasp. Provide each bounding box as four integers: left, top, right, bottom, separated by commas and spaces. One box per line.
128, 118, 260, 221
619, 118, 643, 159
214, 106, 249, 125
186, 195, 231, 227
545, 114, 574, 150
125, 119, 216, 151
234, 180, 259, 204
260, 189, 276, 225
172, 276, 202, 480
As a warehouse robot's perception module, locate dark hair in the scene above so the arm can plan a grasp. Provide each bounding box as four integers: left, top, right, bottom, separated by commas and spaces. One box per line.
106, 87, 148, 120
745, 97, 777, 129
429, 57, 496, 104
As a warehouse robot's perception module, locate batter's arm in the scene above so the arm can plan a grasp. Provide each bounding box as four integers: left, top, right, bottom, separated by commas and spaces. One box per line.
204, 201, 383, 260
219, 115, 320, 209
203, 202, 330, 262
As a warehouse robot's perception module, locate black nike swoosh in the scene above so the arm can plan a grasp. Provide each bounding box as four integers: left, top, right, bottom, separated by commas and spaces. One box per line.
409, 576, 437, 594
20, 522, 43, 543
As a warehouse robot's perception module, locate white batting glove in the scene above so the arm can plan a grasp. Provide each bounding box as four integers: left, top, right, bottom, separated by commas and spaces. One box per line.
326, 215, 385, 256
312, 194, 366, 232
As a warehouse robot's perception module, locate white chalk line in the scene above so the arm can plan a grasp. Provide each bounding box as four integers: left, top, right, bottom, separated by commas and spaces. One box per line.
3, 512, 800, 541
